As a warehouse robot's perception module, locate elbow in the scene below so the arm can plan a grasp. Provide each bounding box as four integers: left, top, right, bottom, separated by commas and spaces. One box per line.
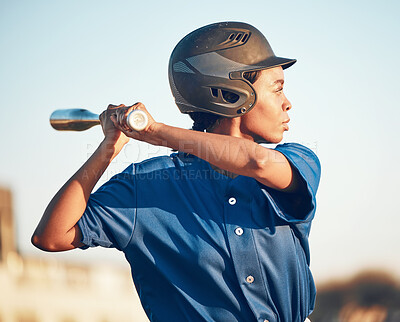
31, 233, 49, 251
31, 233, 60, 252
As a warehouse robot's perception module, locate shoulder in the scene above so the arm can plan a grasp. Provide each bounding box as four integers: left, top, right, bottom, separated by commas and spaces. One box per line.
134, 154, 176, 173
134, 152, 206, 175
274, 143, 320, 172
275, 143, 319, 164
274, 143, 321, 194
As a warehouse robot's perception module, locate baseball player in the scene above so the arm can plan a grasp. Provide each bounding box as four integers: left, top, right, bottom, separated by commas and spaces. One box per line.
32, 22, 321, 322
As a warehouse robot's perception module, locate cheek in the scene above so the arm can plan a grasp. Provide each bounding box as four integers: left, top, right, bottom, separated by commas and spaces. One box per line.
256, 100, 280, 121
266, 96, 286, 119
243, 94, 282, 130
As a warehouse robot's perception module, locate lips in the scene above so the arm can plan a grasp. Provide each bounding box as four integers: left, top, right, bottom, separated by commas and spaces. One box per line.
282, 119, 290, 131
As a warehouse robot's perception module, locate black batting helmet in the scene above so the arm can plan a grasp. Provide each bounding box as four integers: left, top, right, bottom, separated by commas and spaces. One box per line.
168, 21, 296, 118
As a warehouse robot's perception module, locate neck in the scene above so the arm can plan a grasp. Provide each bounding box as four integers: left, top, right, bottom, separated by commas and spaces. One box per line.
208, 117, 253, 179
210, 117, 254, 141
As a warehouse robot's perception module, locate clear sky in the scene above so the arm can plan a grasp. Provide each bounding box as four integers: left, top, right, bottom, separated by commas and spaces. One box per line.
0, 0, 399, 284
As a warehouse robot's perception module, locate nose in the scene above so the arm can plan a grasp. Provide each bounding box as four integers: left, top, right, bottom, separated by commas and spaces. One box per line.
283, 95, 292, 111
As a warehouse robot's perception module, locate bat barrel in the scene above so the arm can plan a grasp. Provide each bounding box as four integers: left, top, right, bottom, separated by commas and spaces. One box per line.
50, 109, 100, 131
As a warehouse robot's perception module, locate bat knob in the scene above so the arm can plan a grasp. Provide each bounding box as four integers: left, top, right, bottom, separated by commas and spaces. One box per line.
126, 110, 148, 131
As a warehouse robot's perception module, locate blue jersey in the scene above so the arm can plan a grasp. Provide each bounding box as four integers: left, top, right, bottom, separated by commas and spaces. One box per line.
78, 143, 321, 322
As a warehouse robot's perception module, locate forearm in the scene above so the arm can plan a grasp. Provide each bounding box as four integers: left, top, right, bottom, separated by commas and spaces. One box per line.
150, 123, 271, 178
32, 139, 122, 251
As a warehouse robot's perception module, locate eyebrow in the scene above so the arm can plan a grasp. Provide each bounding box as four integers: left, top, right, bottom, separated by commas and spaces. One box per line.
271, 79, 284, 86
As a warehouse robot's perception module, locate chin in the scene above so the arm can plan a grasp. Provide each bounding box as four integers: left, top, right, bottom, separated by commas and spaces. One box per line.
253, 131, 284, 144
270, 132, 285, 143
255, 136, 283, 144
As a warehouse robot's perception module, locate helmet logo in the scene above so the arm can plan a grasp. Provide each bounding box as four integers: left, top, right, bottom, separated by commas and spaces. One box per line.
215, 31, 251, 50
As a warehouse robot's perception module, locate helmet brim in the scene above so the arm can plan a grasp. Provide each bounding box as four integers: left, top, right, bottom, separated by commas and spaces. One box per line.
245, 56, 297, 72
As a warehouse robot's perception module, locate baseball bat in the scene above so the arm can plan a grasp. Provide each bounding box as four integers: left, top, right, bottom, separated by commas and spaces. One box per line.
49, 108, 148, 132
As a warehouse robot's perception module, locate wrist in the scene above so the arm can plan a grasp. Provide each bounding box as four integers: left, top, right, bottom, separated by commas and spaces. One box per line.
142, 122, 166, 146
98, 137, 125, 161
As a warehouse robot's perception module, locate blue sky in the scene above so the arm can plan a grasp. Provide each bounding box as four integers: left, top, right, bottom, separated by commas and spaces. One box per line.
0, 0, 399, 283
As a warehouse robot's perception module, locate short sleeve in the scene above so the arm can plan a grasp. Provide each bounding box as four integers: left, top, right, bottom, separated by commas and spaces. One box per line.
77, 164, 136, 251
260, 143, 321, 224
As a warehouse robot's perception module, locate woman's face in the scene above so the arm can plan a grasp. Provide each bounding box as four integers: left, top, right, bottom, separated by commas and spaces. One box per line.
240, 66, 292, 143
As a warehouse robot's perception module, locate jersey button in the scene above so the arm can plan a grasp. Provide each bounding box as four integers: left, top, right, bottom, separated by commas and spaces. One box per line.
235, 227, 243, 236
228, 197, 236, 205
246, 275, 254, 284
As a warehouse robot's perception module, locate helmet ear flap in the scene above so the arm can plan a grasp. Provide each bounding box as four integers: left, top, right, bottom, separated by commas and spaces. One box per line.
208, 88, 239, 104
174, 72, 256, 117
221, 90, 239, 104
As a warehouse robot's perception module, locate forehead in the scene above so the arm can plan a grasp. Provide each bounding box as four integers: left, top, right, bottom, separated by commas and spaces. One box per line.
257, 66, 284, 85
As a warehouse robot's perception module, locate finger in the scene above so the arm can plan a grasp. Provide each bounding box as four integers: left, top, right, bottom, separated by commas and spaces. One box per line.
99, 110, 110, 124
110, 114, 125, 132
131, 102, 145, 111
107, 104, 125, 110
116, 109, 125, 128
110, 114, 119, 128
116, 109, 132, 132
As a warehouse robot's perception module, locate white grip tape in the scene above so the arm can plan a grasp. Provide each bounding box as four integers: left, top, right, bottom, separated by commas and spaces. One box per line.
126, 110, 148, 131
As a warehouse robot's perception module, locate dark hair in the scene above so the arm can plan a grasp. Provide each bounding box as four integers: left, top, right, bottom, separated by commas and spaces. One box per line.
243, 70, 261, 84
190, 70, 261, 132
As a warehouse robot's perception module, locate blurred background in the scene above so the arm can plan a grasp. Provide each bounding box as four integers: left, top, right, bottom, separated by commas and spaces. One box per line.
1, 0, 399, 321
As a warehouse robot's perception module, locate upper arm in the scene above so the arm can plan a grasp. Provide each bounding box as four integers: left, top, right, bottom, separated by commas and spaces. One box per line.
253, 149, 297, 192
253, 144, 320, 196
67, 224, 85, 250
76, 168, 137, 250
31, 223, 84, 252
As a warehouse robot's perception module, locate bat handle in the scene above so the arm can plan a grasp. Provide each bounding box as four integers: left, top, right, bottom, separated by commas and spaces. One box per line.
49, 108, 149, 132
126, 109, 148, 131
